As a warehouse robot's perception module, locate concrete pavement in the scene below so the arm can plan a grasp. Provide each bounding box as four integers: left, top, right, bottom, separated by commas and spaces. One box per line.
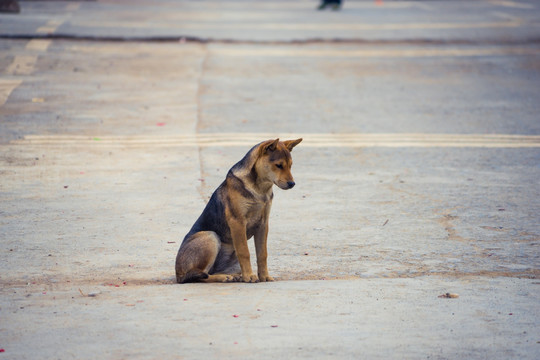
1, 1, 539, 359
3, 278, 539, 359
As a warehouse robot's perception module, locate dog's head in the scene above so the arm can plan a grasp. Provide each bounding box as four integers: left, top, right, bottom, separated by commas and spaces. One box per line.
257, 138, 302, 190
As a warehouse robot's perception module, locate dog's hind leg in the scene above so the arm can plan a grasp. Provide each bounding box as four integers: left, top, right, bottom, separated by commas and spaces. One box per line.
175, 231, 221, 283
203, 243, 242, 282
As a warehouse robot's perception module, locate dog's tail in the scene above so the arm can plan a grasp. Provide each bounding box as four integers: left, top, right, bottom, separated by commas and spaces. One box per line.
177, 269, 209, 284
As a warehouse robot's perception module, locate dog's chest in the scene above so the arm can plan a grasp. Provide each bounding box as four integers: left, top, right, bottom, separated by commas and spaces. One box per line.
243, 197, 271, 236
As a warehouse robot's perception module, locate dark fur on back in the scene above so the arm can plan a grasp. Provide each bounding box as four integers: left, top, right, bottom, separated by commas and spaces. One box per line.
182, 143, 260, 245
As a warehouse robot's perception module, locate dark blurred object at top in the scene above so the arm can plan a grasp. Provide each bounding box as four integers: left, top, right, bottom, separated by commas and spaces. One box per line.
318, 0, 342, 11
0, 0, 20, 13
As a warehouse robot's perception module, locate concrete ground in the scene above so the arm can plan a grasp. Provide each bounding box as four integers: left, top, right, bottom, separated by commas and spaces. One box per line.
1, 1, 539, 359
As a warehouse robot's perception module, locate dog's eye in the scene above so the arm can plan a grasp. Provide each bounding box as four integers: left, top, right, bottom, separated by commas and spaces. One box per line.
276, 164, 283, 169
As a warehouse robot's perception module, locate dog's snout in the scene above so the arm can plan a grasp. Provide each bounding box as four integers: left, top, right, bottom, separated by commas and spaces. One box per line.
287, 181, 295, 189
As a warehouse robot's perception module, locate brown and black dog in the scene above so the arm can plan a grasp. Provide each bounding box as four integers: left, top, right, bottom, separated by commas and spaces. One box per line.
175, 138, 302, 283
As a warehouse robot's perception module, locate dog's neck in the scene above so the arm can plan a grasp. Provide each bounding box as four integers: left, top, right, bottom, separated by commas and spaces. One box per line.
244, 163, 272, 195
227, 167, 273, 203
229, 169, 272, 202
253, 176, 274, 195
230, 146, 274, 196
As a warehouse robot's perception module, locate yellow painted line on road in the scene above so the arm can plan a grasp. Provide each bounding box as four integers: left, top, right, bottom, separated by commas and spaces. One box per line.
4, 40, 51, 76
15, 134, 540, 148
1, 39, 52, 107
65, 2, 81, 12
488, 0, 535, 9
25, 39, 52, 52
36, 19, 64, 34
213, 46, 540, 58
5, 55, 38, 75
36, 26, 58, 34
0, 79, 23, 106
491, 11, 523, 22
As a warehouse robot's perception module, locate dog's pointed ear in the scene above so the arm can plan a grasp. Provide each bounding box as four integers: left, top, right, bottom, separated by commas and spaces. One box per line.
283, 138, 302, 152
259, 138, 280, 156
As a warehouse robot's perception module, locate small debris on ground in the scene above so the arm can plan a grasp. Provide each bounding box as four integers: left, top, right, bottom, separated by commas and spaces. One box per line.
438, 293, 459, 299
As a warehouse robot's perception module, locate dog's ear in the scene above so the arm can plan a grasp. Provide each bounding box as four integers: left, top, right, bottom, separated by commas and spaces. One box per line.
283, 138, 303, 152
259, 138, 280, 156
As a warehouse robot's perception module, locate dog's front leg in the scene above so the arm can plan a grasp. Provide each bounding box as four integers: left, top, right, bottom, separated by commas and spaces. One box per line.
229, 219, 258, 283
254, 223, 274, 282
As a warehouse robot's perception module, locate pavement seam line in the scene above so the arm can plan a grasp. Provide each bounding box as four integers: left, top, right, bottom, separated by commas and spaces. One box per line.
196, 44, 211, 203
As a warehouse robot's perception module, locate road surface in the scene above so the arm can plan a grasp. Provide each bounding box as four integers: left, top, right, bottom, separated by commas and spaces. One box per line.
1, 1, 539, 359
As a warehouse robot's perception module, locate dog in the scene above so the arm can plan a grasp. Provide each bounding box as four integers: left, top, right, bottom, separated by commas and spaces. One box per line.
175, 138, 302, 283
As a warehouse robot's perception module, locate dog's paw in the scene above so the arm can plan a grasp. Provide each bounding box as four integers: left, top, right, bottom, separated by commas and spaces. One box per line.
223, 274, 242, 283
242, 273, 259, 283
258, 274, 275, 282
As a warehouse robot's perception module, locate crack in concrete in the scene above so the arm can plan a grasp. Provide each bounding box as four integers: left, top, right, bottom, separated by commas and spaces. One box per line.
195, 44, 211, 204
